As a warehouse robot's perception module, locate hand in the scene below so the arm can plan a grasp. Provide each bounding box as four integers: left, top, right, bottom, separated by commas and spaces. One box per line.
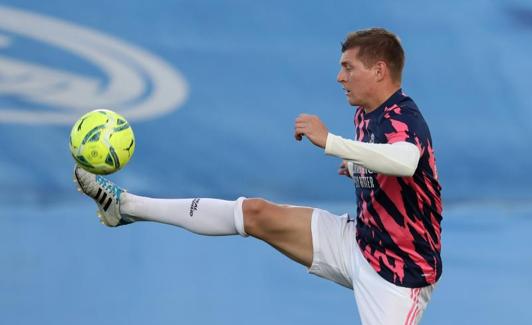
294, 113, 329, 148
338, 160, 352, 178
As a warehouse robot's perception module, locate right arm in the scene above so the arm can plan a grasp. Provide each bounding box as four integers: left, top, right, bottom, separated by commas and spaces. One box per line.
325, 133, 420, 177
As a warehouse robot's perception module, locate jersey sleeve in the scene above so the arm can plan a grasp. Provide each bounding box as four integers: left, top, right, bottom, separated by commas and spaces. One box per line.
381, 104, 426, 149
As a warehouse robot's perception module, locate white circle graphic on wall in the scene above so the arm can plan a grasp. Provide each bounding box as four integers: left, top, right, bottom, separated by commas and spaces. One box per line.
0, 5, 188, 125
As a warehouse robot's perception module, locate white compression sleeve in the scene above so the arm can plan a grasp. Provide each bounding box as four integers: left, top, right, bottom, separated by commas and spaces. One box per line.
324, 133, 420, 176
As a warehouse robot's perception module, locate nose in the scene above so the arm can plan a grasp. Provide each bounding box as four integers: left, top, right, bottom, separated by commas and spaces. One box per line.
337, 69, 346, 83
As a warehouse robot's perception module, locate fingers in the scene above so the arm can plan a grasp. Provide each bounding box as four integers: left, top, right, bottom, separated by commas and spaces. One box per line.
295, 113, 314, 124
293, 113, 328, 148
338, 163, 348, 175
294, 114, 317, 140
294, 115, 311, 141
338, 160, 351, 177
295, 113, 308, 122
338, 169, 349, 176
294, 121, 305, 140
294, 130, 303, 141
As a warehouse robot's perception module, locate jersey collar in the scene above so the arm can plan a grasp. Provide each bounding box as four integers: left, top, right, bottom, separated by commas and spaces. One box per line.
362, 88, 404, 118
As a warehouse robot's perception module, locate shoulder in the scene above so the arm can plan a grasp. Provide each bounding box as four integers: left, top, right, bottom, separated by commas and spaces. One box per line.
386, 92, 419, 113
382, 95, 424, 126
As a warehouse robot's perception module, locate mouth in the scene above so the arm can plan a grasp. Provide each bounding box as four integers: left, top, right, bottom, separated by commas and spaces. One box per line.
343, 88, 351, 96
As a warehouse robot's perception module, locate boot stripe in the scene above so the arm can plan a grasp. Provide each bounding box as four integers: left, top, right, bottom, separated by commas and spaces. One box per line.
95, 188, 102, 200
103, 198, 112, 211
99, 192, 108, 204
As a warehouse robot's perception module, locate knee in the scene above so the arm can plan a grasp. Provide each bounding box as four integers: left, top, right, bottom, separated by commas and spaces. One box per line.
242, 198, 273, 237
243, 198, 268, 216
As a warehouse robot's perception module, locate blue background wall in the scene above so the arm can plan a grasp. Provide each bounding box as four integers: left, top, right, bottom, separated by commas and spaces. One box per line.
1, 1, 532, 324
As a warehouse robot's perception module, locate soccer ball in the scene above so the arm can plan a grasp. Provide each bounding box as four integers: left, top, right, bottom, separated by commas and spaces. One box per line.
69, 109, 135, 175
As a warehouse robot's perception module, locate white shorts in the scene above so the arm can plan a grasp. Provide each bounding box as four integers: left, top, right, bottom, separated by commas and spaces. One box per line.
308, 208, 435, 325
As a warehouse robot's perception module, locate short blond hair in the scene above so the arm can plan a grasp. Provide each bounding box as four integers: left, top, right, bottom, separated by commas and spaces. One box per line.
342, 28, 405, 83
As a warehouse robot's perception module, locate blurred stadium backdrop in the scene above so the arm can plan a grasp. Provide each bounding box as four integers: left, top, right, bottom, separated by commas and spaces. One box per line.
1, 1, 532, 324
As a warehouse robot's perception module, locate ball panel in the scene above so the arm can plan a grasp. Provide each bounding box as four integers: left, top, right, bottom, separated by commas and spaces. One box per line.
69, 109, 135, 175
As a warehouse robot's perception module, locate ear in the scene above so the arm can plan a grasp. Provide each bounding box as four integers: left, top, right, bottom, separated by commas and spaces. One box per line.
373, 61, 387, 82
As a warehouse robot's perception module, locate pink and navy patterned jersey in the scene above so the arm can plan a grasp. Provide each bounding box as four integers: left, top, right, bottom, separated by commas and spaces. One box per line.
352, 89, 442, 288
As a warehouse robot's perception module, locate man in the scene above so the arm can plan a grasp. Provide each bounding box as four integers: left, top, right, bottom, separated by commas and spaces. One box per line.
74, 28, 442, 324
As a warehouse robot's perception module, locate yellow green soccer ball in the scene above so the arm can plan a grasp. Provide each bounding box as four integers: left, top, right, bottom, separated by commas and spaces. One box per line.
69, 109, 135, 175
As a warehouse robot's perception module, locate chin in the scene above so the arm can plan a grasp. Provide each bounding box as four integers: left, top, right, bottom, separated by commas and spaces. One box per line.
348, 99, 359, 107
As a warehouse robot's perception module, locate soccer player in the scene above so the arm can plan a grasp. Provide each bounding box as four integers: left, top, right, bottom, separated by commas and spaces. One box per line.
74, 28, 442, 325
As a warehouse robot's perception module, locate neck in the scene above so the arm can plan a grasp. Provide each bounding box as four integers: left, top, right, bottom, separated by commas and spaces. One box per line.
363, 85, 401, 113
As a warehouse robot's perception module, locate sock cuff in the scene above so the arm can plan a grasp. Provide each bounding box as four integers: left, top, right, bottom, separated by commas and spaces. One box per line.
234, 197, 248, 237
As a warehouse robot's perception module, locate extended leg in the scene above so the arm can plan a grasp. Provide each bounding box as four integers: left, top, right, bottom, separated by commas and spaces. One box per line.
74, 166, 314, 267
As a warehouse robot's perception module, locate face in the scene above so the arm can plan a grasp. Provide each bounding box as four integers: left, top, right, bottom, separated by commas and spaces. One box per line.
337, 48, 377, 107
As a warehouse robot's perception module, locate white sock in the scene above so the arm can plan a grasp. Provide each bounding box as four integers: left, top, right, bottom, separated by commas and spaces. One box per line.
120, 194, 248, 237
